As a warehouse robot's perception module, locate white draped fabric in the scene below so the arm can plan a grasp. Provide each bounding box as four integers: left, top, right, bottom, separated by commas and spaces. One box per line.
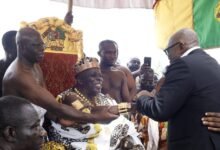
51, 115, 143, 149
51, 0, 155, 9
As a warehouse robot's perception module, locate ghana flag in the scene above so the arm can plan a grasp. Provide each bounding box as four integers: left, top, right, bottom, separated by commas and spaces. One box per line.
154, 0, 220, 49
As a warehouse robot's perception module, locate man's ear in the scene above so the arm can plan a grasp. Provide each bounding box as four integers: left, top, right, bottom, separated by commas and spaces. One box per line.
3, 126, 17, 142
18, 40, 24, 49
178, 42, 185, 54
17, 41, 25, 55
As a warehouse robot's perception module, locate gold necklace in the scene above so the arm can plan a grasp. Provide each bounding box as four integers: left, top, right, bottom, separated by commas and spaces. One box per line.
74, 88, 94, 107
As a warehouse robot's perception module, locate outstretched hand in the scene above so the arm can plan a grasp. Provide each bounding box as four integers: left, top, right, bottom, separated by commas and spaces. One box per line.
108, 106, 119, 115
202, 112, 220, 132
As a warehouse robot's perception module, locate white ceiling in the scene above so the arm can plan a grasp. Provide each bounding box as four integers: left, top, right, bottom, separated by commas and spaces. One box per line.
50, 0, 155, 9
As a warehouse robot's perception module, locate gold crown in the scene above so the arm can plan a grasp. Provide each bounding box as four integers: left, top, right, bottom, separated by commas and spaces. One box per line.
74, 57, 100, 75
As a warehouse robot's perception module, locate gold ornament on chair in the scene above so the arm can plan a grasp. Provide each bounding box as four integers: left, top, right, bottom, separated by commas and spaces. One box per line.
20, 17, 83, 61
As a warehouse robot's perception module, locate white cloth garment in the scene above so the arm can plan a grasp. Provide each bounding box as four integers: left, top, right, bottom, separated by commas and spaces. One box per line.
31, 103, 47, 126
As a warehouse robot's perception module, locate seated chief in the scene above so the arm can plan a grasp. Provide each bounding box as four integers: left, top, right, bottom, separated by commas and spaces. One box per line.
46, 57, 144, 150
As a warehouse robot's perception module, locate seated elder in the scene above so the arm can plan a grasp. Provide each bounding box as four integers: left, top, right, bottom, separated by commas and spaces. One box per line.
46, 57, 144, 150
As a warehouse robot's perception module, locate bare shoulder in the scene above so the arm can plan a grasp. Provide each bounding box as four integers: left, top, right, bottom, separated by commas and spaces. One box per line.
3, 68, 25, 95
115, 65, 132, 75
3, 64, 21, 84
101, 67, 125, 76
3, 62, 36, 94
4, 70, 30, 89
115, 65, 134, 81
111, 67, 127, 77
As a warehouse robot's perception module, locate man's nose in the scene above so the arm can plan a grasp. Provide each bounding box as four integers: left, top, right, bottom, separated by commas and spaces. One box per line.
97, 76, 103, 82
110, 53, 117, 59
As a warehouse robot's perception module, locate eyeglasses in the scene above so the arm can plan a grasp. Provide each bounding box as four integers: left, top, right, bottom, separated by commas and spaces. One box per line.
164, 42, 181, 55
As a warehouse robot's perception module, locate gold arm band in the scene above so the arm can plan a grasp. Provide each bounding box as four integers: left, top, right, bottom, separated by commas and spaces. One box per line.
118, 108, 128, 113
118, 102, 131, 110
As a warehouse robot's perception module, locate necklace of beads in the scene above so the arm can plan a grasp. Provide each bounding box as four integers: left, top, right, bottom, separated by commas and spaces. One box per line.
74, 88, 94, 107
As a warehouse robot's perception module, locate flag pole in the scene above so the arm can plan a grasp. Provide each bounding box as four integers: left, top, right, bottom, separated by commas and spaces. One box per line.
68, 0, 73, 12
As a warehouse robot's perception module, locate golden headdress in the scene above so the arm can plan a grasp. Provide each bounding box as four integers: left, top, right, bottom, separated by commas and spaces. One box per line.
74, 57, 99, 75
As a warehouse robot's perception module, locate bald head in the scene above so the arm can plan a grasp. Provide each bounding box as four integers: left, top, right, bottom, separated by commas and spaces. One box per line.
16, 27, 40, 45
98, 39, 118, 52
0, 96, 35, 129
0, 96, 46, 150
16, 27, 45, 63
169, 28, 199, 49
127, 57, 140, 72
165, 28, 200, 63
128, 57, 140, 62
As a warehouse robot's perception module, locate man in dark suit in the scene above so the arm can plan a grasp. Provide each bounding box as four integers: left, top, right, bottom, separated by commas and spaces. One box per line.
136, 28, 220, 150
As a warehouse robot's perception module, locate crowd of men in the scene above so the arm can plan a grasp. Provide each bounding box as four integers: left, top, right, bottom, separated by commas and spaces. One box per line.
0, 13, 220, 150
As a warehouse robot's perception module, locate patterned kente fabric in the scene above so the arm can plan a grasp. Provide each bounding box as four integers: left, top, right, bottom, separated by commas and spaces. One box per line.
46, 88, 144, 150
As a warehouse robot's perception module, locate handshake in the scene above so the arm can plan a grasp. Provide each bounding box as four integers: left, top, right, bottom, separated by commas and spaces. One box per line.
107, 102, 137, 115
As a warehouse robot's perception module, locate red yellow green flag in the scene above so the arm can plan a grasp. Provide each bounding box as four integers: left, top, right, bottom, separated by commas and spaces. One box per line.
154, 0, 220, 49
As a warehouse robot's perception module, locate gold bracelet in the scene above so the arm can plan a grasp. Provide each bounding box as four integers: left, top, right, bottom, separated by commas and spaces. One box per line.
118, 103, 131, 110
118, 108, 128, 113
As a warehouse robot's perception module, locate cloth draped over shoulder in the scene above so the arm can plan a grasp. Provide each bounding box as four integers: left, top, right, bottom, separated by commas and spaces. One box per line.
31, 103, 47, 126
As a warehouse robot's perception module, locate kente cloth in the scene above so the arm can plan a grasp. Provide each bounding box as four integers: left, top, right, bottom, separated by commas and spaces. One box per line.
47, 91, 144, 150
31, 103, 47, 126
135, 114, 167, 150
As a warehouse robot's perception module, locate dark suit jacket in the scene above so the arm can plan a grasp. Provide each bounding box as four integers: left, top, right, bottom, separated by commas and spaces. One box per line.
137, 49, 220, 150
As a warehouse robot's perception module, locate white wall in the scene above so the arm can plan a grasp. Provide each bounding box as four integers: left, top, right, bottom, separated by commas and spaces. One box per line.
0, 0, 67, 56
